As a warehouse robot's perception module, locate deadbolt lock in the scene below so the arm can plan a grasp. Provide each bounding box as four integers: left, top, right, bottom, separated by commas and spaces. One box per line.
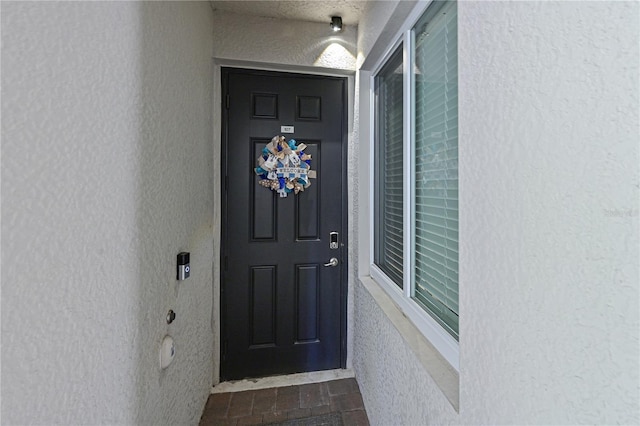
330, 232, 339, 249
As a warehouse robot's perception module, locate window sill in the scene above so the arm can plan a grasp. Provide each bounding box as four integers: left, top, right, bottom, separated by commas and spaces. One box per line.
358, 275, 460, 412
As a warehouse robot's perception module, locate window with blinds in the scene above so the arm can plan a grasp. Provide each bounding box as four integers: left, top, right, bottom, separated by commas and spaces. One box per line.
374, 46, 404, 288
412, 0, 458, 339
372, 0, 458, 352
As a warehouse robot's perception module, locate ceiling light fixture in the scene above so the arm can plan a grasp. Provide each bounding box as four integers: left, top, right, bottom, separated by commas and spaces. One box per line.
330, 16, 342, 32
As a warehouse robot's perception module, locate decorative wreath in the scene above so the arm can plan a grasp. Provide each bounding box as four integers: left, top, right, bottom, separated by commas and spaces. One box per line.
254, 135, 316, 198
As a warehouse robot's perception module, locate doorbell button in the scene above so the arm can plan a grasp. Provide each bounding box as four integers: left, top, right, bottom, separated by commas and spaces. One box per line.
177, 252, 190, 280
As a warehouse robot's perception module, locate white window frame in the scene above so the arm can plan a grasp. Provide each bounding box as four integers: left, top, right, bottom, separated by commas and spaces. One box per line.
368, 0, 459, 371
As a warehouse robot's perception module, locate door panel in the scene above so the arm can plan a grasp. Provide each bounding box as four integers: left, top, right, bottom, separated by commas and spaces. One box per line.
221, 68, 347, 380
250, 139, 277, 241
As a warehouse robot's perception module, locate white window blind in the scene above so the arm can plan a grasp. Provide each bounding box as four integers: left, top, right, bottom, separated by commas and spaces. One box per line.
374, 47, 404, 288
412, 0, 459, 339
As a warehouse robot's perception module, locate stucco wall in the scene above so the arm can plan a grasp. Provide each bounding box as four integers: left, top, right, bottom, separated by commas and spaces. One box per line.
212, 10, 357, 72
1, 2, 215, 424
354, 1, 639, 424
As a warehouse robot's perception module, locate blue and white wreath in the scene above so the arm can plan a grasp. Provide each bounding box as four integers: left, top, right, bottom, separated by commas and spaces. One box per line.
254, 135, 316, 198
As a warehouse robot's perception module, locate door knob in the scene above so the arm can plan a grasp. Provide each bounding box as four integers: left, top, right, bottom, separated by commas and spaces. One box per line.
324, 257, 338, 267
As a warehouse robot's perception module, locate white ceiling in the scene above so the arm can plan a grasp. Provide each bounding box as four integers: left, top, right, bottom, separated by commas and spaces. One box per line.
210, 0, 370, 27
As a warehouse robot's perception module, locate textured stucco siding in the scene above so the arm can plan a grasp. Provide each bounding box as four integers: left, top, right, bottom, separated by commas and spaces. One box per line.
1, 2, 215, 424
212, 10, 357, 71
354, 1, 639, 424
354, 283, 459, 424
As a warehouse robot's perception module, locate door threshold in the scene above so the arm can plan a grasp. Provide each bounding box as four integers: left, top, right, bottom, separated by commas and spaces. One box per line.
211, 369, 355, 394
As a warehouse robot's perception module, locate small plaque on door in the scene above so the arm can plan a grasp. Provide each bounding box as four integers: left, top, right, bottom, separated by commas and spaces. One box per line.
281, 125, 294, 134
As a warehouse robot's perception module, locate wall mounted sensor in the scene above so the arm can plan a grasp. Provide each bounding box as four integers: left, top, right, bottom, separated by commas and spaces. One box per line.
177, 252, 190, 280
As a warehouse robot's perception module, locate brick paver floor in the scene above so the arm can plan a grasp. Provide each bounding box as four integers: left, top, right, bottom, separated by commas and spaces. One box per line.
199, 378, 369, 426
